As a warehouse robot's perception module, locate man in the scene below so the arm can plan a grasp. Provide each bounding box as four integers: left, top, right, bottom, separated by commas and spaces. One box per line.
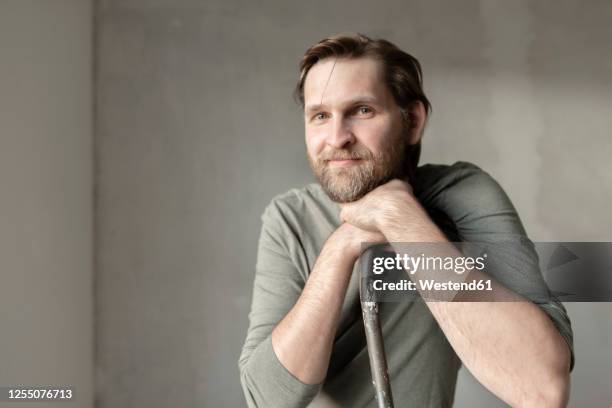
239, 34, 574, 407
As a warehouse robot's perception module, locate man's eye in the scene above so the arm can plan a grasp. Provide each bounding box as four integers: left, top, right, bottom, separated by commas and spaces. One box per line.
356, 106, 373, 115
313, 112, 328, 121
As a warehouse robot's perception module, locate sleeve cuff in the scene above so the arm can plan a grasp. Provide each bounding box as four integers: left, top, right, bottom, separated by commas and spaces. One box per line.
243, 336, 322, 406
538, 302, 575, 371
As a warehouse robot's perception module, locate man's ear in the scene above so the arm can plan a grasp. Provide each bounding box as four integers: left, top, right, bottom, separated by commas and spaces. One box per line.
403, 101, 427, 145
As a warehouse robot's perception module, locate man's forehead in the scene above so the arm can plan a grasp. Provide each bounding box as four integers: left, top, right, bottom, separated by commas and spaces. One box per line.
303, 57, 386, 108
305, 95, 379, 114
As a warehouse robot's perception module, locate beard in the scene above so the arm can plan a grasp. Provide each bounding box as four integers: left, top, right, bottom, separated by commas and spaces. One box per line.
308, 135, 410, 203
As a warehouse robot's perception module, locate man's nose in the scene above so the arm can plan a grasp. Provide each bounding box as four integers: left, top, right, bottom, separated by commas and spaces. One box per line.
327, 117, 356, 149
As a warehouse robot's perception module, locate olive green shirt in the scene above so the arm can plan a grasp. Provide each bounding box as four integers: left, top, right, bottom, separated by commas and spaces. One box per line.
238, 161, 574, 408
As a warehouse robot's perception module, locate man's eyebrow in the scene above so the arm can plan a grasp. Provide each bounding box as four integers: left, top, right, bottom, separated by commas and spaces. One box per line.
304, 96, 380, 114
304, 103, 323, 113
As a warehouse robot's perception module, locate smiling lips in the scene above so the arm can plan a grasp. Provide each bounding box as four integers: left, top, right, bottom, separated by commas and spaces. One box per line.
327, 158, 363, 167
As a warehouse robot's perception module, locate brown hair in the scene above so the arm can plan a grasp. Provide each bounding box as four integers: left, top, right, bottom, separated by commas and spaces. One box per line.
294, 33, 430, 174
294, 33, 431, 115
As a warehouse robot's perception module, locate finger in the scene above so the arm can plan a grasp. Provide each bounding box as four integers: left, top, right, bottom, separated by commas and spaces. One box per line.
400, 176, 414, 191
339, 206, 350, 222
339, 201, 354, 219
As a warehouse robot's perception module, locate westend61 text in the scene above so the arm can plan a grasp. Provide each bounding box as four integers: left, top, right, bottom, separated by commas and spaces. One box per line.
373, 279, 493, 292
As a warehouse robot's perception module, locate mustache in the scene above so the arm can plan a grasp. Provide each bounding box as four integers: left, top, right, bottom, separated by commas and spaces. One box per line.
319, 148, 373, 161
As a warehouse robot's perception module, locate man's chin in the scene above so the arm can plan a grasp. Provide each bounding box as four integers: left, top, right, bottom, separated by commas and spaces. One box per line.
322, 189, 364, 204
319, 180, 371, 203
312, 164, 377, 202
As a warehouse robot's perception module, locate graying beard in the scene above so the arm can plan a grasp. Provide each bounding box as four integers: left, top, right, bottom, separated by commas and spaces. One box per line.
319, 160, 400, 203
321, 168, 376, 203
316, 140, 408, 203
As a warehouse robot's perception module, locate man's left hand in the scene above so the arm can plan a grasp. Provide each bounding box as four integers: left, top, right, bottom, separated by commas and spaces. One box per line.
339, 179, 421, 233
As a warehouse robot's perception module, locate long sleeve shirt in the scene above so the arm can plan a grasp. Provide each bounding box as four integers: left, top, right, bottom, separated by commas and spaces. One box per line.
238, 161, 574, 408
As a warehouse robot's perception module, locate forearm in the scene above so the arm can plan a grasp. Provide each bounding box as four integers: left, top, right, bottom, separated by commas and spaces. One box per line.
381, 203, 570, 407
271, 231, 357, 385
429, 300, 570, 406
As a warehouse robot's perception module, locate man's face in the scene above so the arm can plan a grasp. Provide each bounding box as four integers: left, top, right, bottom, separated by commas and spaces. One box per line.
303, 57, 410, 203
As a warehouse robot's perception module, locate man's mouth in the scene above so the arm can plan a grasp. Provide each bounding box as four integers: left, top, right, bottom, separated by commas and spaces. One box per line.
327, 158, 363, 167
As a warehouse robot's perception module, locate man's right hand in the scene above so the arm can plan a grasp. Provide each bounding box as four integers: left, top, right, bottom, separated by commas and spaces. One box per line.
331, 222, 386, 260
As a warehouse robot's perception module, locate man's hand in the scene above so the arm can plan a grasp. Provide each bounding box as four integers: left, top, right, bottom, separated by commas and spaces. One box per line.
339, 179, 443, 243
339, 179, 413, 232
332, 222, 387, 259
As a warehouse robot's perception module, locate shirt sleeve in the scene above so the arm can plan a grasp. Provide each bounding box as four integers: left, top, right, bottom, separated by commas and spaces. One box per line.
429, 161, 575, 371
238, 200, 322, 408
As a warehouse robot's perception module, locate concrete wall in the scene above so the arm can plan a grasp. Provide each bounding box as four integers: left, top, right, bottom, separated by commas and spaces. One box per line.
0, 1, 93, 407
95, 0, 612, 407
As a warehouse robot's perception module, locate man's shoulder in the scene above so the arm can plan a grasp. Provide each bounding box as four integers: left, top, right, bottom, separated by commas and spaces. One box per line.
414, 161, 511, 207
264, 183, 326, 208
416, 161, 485, 183
415, 161, 498, 197
260, 183, 339, 243
267, 183, 326, 205
261, 183, 334, 220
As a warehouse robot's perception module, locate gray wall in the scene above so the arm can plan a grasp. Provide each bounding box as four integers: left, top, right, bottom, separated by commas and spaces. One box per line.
0, 1, 94, 408
95, 0, 612, 407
